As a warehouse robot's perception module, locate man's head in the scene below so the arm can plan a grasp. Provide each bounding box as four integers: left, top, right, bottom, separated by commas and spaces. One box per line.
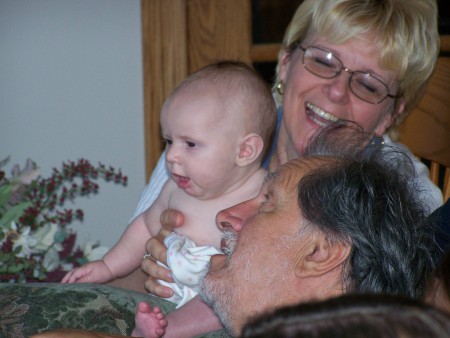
200, 122, 438, 335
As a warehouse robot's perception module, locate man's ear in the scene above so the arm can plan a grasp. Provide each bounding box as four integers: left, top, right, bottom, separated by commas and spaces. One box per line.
236, 133, 264, 167
294, 233, 351, 278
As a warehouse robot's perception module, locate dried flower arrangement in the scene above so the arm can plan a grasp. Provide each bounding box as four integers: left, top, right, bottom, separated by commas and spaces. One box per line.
0, 157, 127, 283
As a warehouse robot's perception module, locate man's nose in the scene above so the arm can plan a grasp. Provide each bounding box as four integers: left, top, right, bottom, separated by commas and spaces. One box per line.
216, 199, 257, 233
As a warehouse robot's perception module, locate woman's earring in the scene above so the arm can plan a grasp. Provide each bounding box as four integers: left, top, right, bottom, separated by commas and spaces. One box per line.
276, 80, 285, 95
368, 135, 385, 147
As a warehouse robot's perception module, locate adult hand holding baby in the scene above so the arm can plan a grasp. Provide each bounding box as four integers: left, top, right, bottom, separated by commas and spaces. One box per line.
141, 209, 184, 298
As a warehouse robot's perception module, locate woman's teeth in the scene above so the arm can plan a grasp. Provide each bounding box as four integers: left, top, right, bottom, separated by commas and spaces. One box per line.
306, 103, 339, 127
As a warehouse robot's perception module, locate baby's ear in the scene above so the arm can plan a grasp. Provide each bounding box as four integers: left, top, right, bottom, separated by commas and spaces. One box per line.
236, 133, 264, 167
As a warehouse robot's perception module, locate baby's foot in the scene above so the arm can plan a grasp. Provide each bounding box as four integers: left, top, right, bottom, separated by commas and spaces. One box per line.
132, 302, 168, 338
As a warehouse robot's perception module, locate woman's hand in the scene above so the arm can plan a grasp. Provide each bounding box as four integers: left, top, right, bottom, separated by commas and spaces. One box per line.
141, 209, 184, 297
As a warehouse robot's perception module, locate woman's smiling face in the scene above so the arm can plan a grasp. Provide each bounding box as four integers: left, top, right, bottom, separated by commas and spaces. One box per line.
277, 34, 405, 159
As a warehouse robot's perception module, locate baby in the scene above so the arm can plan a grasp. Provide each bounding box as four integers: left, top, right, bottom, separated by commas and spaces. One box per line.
62, 61, 276, 336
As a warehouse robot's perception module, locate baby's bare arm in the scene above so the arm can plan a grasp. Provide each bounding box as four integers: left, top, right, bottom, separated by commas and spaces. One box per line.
101, 213, 152, 278
62, 260, 113, 283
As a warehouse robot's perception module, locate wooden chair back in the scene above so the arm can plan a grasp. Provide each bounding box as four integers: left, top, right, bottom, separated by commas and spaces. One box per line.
398, 57, 450, 201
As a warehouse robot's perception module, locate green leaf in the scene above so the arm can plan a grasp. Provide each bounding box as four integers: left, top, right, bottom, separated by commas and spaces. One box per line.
0, 184, 13, 210
8, 263, 25, 273
77, 257, 88, 265
38, 269, 47, 280
0, 201, 32, 228
0, 156, 10, 168
0, 266, 11, 273
0, 252, 13, 262
54, 230, 67, 243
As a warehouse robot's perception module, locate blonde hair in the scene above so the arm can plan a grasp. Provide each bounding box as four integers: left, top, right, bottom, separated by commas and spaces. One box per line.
275, 0, 440, 129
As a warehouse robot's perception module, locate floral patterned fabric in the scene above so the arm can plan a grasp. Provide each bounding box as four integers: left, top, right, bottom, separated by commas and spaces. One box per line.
0, 283, 230, 338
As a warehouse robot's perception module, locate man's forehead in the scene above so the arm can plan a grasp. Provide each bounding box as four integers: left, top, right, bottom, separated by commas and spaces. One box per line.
265, 157, 333, 188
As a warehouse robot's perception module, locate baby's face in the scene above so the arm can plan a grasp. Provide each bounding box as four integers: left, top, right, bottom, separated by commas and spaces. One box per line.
160, 88, 246, 200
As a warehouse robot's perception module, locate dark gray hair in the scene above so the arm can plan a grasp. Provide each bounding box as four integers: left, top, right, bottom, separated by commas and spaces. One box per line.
298, 121, 438, 299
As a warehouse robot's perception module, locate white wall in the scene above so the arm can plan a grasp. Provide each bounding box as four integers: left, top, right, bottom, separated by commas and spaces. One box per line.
0, 0, 147, 249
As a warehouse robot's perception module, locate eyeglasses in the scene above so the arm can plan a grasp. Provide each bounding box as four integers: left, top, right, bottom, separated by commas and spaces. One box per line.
297, 44, 398, 104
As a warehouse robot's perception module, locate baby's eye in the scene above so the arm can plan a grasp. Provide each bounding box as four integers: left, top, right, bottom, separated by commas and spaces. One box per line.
186, 141, 196, 148
164, 138, 173, 146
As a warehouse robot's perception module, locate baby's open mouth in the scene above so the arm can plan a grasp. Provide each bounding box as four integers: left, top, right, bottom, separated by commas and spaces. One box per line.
172, 173, 190, 188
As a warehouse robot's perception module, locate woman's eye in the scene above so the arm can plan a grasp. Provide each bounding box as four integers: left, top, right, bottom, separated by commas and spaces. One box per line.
186, 141, 196, 148
313, 56, 335, 69
355, 80, 377, 94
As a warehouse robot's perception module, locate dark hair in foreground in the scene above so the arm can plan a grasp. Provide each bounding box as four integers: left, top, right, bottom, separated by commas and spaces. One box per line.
241, 293, 450, 338
299, 121, 438, 299
438, 248, 450, 303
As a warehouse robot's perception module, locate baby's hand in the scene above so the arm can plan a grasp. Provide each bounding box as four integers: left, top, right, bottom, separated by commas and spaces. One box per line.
61, 260, 114, 284
132, 302, 168, 338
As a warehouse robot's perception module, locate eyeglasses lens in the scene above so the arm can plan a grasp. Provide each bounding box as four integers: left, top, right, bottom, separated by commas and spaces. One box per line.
302, 46, 390, 104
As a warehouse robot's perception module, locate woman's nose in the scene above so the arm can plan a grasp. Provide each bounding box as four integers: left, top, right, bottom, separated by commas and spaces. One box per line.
216, 198, 258, 233
323, 72, 350, 104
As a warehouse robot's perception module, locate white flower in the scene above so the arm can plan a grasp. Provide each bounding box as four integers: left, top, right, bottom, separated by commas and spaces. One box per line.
61, 262, 75, 271
12, 223, 38, 258
32, 223, 63, 252
0, 224, 10, 247
33, 266, 41, 279
11, 159, 40, 185
8, 159, 40, 204
83, 241, 109, 261
42, 248, 60, 272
